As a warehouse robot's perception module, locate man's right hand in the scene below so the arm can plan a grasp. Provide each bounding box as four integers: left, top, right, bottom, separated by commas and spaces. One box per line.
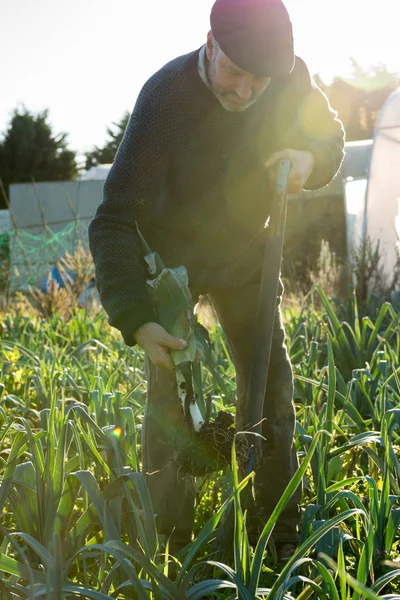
133, 322, 188, 371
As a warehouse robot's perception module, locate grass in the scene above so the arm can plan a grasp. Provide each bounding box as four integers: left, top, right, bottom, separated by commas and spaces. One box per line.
0, 285, 400, 598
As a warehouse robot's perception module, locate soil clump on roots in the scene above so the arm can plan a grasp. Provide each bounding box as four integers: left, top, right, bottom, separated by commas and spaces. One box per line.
173, 411, 250, 476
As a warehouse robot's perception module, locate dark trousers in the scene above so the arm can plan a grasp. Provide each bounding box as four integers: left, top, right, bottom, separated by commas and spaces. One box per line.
141, 283, 301, 552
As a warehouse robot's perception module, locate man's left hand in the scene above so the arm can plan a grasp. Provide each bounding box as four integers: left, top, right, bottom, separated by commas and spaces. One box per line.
265, 149, 315, 195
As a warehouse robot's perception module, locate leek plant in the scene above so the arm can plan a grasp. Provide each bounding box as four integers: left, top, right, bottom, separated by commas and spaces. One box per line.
0, 286, 400, 597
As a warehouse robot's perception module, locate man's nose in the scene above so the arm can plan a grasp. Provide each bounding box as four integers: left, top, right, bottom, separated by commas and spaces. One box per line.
235, 77, 252, 101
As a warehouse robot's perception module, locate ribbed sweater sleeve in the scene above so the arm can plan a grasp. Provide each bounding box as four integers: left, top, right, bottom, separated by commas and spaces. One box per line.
279, 57, 345, 190
88, 76, 171, 346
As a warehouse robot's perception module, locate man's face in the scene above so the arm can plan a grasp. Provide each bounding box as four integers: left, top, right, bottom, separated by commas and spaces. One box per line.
206, 31, 272, 112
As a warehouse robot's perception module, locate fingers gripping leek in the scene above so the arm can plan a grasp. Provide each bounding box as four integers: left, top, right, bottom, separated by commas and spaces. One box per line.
140, 229, 206, 432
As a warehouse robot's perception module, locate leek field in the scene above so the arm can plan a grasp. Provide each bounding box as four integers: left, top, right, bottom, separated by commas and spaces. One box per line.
1, 285, 400, 599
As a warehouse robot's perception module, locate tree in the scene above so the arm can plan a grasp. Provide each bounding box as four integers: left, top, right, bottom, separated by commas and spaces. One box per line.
84, 112, 130, 170
324, 60, 400, 141
0, 106, 78, 208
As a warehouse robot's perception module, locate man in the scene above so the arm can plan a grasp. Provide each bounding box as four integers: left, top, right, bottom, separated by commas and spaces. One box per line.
89, 0, 345, 561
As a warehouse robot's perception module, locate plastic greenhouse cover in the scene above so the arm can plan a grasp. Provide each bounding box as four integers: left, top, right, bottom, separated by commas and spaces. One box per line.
364, 88, 400, 282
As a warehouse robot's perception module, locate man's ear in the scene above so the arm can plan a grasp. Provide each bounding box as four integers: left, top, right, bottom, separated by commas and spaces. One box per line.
206, 30, 214, 61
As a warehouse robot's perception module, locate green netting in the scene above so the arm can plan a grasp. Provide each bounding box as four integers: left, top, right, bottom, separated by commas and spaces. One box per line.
10, 222, 86, 256
0, 230, 9, 262
3, 222, 90, 292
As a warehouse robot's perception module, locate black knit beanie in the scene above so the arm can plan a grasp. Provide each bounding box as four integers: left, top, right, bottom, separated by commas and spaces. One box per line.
210, 0, 295, 77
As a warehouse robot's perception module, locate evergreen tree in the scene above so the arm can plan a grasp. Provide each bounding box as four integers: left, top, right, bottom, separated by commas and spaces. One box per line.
0, 106, 77, 208
84, 111, 130, 170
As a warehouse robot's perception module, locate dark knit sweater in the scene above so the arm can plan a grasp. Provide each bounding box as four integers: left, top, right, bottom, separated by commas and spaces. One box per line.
89, 48, 345, 346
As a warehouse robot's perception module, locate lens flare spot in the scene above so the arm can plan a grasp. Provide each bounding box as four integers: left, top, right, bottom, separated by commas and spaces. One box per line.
112, 427, 122, 439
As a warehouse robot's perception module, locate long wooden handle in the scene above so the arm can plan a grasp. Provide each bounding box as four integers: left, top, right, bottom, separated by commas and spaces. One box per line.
245, 159, 291, 453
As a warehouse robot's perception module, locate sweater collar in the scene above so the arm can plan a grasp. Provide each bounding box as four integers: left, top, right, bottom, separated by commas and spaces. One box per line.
197, 44, 213, 93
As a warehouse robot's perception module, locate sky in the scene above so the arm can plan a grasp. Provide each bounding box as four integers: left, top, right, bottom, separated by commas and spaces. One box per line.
1, 0, 400, 163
